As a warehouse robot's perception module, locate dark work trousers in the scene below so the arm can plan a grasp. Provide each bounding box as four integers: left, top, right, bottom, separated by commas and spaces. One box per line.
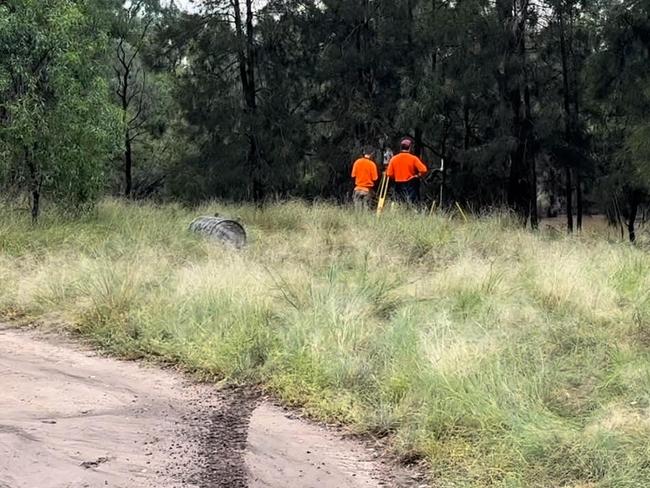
353, 189, 372, 210
394, 178, 421, 204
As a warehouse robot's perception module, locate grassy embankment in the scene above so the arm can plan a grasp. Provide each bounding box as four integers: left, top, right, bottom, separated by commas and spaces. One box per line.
1, 199, 649, 487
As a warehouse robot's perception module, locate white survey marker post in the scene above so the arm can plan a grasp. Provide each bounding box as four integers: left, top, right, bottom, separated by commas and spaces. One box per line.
439, 158, 445, 208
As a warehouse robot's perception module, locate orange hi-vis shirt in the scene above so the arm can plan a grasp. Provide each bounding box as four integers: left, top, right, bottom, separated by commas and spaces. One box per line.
351, 158, 379, 192
386, 152, 428, 182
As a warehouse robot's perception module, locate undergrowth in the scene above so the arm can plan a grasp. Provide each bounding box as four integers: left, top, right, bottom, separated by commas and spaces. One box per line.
1, 199, 649, 487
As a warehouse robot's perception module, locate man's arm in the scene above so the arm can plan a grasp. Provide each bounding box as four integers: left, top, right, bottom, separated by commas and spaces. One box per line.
415, 157, 428, 176
371, 162, 379, 182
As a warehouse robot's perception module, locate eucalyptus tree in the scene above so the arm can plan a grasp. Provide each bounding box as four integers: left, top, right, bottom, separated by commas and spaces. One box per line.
113, 0, 161, 197
0, 0, 120, 220
587, 0, 650, 241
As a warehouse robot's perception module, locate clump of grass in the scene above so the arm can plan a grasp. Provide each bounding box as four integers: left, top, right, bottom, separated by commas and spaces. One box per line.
0, 198, 649, 487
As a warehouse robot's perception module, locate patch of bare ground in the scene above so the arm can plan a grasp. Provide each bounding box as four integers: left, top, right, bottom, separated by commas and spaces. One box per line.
0, 325, 426, 487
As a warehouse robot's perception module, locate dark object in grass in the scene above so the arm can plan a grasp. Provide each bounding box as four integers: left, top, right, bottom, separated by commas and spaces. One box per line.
190, 215, 247, 249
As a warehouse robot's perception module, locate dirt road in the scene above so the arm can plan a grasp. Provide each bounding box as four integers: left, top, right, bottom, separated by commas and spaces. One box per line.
0, 326, 422, 488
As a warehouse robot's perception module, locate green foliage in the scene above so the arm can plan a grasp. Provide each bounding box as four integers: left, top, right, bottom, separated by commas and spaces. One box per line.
158, 0, 647, 217
627, 123, 650, 184
587, 1, 650, 191
0, 0, 121, 217
2, 0, 650, 218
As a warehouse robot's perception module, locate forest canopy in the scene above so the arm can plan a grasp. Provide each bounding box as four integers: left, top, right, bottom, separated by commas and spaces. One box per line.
1, 0, 648, 237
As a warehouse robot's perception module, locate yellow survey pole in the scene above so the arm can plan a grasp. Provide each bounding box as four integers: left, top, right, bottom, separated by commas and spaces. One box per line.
455, 202, 469, 222
376, 172, 389, 216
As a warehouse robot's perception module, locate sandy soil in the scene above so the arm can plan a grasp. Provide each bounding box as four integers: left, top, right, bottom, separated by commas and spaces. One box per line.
0, 326, 424, 488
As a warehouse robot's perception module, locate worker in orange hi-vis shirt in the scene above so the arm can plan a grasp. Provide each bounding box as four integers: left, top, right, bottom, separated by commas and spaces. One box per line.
351, 150, 379, 210
386, 138, 428, 204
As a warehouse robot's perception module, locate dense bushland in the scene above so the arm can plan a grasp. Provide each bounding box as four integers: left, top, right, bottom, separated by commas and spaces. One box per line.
1, 1, 649, 234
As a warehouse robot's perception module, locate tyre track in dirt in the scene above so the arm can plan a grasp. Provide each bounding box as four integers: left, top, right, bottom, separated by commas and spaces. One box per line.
0, 326, 425, 488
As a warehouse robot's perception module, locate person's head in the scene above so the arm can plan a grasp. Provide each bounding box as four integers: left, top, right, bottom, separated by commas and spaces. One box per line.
363, 147, 374, 160
400, 137, 413, 152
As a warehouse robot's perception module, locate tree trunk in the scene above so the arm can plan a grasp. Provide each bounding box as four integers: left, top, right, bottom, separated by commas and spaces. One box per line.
508, 140, 530, 222
125, 131, 133, 197
232, 0, 249, 99
250, 137, 264, 201
414, 127, 423, 158
25, 147, 40, 223
559, 3, 578, 234
501, 0, 532, 224
245, 0, 262, 200
576, 169, 583, 231
118, 42, 132, 198
530, 151, 538, 230
31, 187, 40, 223
440, 138, 447, 208
463, 101, 471, 182
233, 0, 262, 200
565, 164, 573, 233
463, 103, 471, 153
245, 0, 256, 112
431, 0, 438, 73
628, 191, 639, 243
524, 62, 537, 230
559, 6, 572, 128
408, 1, 423, 160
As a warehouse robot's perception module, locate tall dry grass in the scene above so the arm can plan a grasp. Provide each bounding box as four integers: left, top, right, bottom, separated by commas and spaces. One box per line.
1, 199, 649, 487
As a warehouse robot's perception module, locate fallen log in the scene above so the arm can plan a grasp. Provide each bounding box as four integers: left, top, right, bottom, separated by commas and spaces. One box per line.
189, 215, 247, 249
